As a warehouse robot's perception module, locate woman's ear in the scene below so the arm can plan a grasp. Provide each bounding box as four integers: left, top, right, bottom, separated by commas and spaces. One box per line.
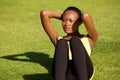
73, 19, 81, 28
77, 18, 82, 26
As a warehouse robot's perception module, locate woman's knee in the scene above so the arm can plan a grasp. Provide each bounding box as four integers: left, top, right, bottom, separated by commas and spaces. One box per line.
56, 39, 68, 47
55, 39, 69, 52
71, 36, 79, 41
70, 36, 82, 45
69, 36, 85, 54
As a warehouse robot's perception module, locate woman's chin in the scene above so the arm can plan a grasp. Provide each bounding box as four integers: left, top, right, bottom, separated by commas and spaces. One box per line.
64, 30, 70, 33
65, 32, 73, 35
65, 31, 71, 34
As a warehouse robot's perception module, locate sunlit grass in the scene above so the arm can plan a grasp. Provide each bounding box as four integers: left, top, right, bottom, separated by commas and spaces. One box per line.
0, 0, 120, 80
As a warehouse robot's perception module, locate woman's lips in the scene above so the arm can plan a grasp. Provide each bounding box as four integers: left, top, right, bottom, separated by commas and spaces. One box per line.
63, 27, 70, 31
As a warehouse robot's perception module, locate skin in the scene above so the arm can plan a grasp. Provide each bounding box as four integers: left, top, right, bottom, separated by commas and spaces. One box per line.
62, 10, 80, 35
40, 9, 98, 49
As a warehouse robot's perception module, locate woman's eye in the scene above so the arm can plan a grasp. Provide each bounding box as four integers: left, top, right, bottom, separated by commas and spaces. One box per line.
62, 19, 65, 22
70, 20, 73, 22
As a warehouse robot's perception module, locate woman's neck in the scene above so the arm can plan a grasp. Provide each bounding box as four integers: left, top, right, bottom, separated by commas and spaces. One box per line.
64, 31, 82, 40
67, 31, 81, 37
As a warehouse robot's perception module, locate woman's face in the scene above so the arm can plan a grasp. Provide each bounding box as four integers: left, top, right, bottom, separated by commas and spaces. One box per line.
62, 10, 80, 34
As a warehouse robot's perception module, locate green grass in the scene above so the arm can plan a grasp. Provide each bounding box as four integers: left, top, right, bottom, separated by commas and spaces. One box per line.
0, 0, 120, 80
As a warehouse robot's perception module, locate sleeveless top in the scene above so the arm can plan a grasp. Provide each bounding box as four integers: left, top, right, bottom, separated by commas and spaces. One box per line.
58, 36, 91, 60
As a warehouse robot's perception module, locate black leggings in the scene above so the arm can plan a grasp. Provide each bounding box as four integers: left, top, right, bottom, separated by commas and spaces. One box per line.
52, 36, 94, 80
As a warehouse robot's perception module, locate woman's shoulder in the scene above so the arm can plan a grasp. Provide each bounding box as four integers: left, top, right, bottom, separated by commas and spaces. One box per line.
58, 36, 63, 40
80, 34, 94, 49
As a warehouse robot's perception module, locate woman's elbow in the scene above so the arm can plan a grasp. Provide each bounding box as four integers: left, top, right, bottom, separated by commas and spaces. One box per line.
40, 10, 47, 17
94, 31, 99, 42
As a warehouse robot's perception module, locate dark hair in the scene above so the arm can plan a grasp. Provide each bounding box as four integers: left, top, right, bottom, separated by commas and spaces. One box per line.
61, 6, 82, 22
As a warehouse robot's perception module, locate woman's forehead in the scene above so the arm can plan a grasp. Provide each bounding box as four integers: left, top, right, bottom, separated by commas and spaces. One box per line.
63, 10, 79, 19
64, 10, 78, 14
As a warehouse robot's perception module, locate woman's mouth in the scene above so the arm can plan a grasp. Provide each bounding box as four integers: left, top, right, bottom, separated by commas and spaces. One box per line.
63, 27, 71, 33
64, 28, 69, 31
63, 27, 70, 31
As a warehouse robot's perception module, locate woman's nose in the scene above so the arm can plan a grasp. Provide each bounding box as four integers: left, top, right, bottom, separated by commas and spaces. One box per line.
65, 20, 69, 26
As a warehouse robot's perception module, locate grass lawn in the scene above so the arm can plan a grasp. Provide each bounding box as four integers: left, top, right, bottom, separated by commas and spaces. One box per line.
0, 0, 120, 80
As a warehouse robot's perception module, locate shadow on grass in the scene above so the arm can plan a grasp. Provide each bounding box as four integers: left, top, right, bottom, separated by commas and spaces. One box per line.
0, 52, 53, 80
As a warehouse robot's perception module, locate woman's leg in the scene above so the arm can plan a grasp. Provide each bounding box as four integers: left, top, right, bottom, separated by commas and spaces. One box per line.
70, 36, 93, 80
52, 39, 69, 80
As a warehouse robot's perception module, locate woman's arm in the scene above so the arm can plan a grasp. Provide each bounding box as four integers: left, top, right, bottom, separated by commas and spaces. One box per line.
82, 13, 98, 48
40, 10, 61, 46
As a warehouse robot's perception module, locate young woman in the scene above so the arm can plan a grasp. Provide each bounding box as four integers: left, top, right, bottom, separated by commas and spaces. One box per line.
40, 6, 98, 80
